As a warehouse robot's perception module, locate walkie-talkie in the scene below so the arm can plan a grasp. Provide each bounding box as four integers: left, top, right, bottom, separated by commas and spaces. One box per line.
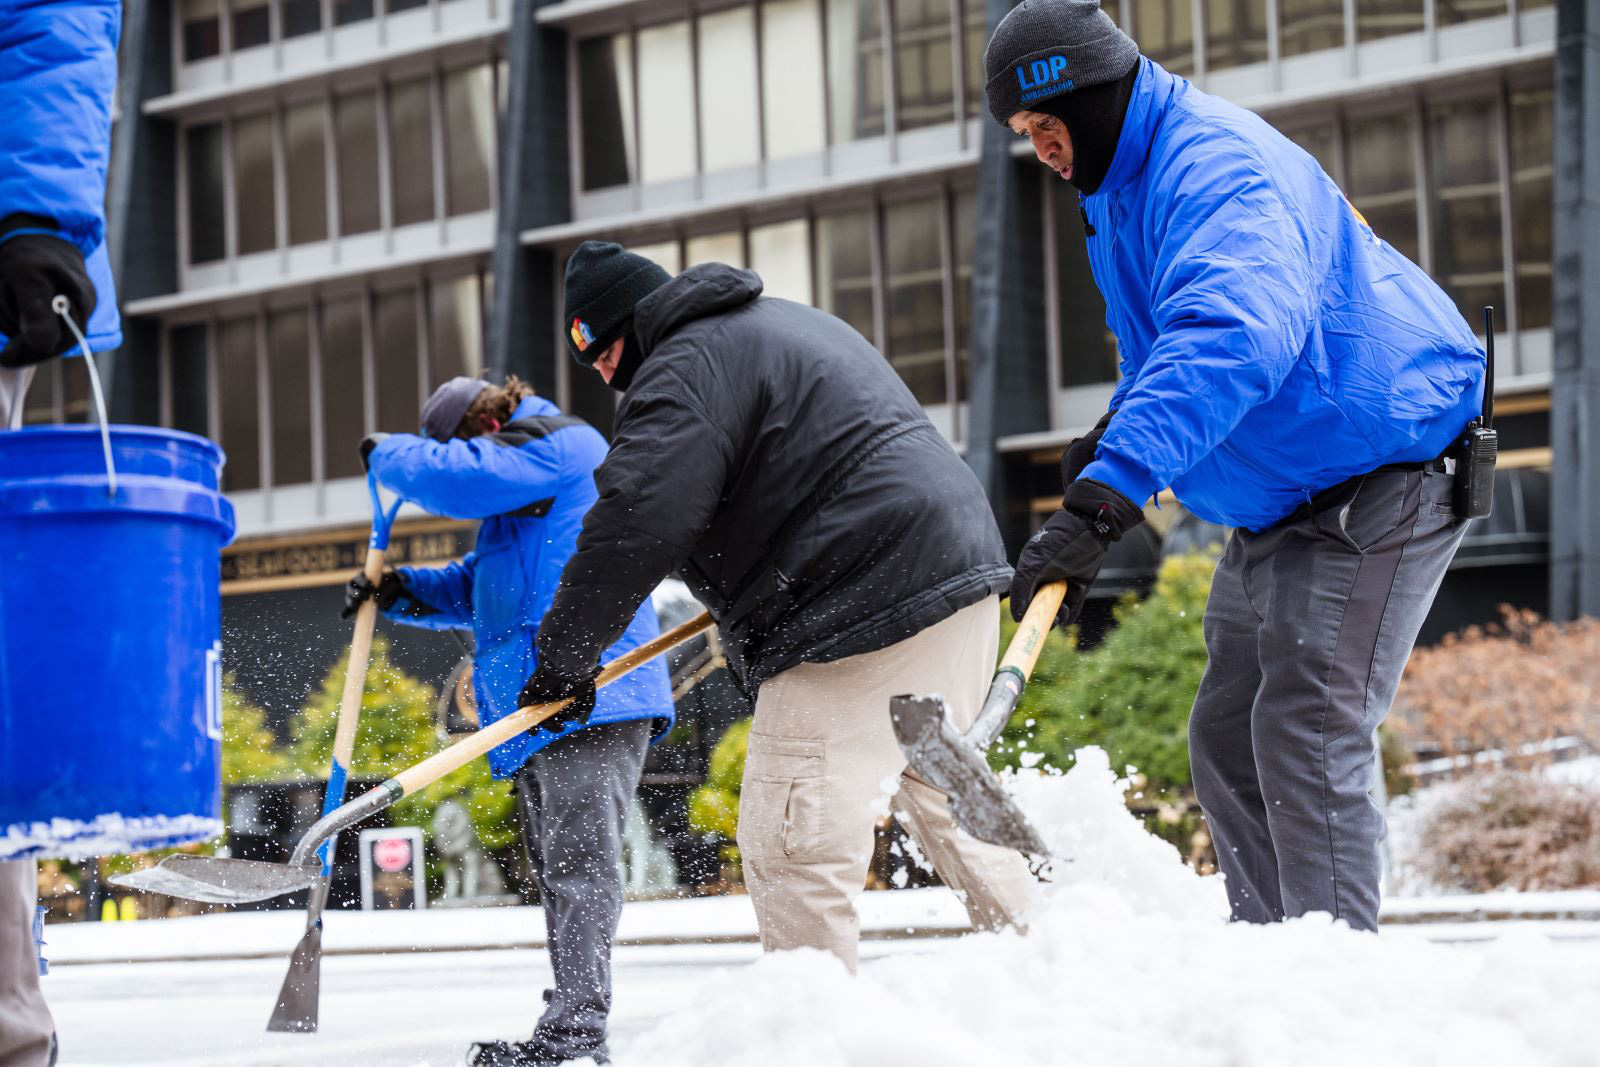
1454, 307, 1499, 519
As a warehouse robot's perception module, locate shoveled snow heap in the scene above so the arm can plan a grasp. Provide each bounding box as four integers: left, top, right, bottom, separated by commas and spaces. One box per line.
622, 748, 1600, 1067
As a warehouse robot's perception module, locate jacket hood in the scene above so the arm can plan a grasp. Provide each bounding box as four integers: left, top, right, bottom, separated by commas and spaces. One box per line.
633, 263, 764, 354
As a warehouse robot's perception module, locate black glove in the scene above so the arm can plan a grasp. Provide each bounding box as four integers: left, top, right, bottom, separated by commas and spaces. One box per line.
518, 661, 598, 736
0, 215, 97, 368
1009, 478, 1146, 629
359, 432, 391, 472
342, 569, 408, 620
1061, 409, 1115, 486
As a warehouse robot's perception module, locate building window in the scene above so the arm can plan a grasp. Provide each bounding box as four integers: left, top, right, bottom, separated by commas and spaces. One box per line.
577, 34, 635, 191
1138, 0, 1195, 76
816, 209, 876, 345
762, 0, 827, 160
1356, 0, 1423, 42
337, 91, 382, 236
443, 65, 495, 215
218, 317, 262, 492
829, 0, 887, 141
749, 218, 813, 305
630, 241, 683, 274
186, 122, 226, 264
698, 7, 761, 174
1510, 88, 1553, 333
1428, 99, 1505, 328
686, 231, 744, 269
182, 0, 221, 62
884, 196, 948, 406
285, 102, 329, 246
1436, 0, 1507, 25
1283, 120, 1339, 180
335, 0, 374, 25
268, 309, 314, 486
233, 112, 278, 256
1279, 0, 1346, 58
1204, 0, 1268, 72
963, 0, 988, 120
375, 287, 421, 432
321, 297, 366, 480
1050, 178, 1118, 390
638, 21, 697, 185
1345, 110, 1420, 267
281, 0, 322, 37
170, 324, 210, 438
388, 77, 437, 228
429, 275, 486, 385
388, 0, 429, 12
893, 0, 956, 131
952, 186, 977, 401
232, 0, 271, 51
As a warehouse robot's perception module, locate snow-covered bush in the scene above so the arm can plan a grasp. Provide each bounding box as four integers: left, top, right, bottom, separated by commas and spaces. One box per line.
1411, 771, 1600, 891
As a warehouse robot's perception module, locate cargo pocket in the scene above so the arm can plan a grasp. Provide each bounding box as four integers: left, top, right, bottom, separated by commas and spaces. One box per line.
740, 732, 826, 860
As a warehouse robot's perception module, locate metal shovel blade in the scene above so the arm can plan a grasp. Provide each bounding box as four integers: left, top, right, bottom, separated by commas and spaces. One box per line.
267, 880, 329, 1033
108, 855, 322, 905
890, 694, 1052, 857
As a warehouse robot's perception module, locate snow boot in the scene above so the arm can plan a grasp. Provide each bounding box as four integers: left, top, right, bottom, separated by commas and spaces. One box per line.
466, 1040, 609, 1067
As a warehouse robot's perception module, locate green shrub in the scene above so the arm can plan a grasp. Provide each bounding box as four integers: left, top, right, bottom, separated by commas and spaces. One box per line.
688, 716, 752, 871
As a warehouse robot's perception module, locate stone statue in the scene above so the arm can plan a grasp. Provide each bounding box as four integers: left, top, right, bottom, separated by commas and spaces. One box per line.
432, 798, 507, 901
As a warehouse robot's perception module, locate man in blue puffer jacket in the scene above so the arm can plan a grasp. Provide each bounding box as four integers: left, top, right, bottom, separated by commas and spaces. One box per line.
348, 375, 673, 1067
988, 1, 1482, 932
1, 4, 123, 1065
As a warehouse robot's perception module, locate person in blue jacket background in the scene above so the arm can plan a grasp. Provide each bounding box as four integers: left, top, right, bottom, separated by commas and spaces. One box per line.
346, 375, 674, 1067
1, 4, 123, 1065
988, 1, 1482, 933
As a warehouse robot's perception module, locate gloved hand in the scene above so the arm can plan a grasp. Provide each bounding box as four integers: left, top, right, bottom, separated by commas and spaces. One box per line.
342, 569, 408, 620
1060, 409, 1115, 486
358, 432, 391, 472
0, 215, 98, 368
1009, 478, 1145, 629
518, 661, 598, 736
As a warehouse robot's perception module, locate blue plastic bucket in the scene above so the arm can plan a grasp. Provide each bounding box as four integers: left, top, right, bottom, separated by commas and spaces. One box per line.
0, 426, 236, 860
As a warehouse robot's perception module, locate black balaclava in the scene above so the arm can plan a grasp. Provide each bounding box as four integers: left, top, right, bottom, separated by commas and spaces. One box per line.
1032, 57, 1140, 196
607, 329, 647, 393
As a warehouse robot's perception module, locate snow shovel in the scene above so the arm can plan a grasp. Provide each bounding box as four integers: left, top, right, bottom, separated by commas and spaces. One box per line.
265, 475, 403, 1033
889, 580, 1067, 857
111, 610, 715, 904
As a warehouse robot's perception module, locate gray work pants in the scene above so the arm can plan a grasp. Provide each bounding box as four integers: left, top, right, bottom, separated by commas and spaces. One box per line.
1189, 467, 1466, 932
514, 718, 650, 1064
0, 364, 53, 1067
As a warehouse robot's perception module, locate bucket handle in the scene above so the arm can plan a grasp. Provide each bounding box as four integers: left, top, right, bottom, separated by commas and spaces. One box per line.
52, 295, 117, 499
367, 472, 404, 552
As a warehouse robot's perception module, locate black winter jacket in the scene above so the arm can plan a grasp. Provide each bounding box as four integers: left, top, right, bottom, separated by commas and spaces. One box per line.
536, 264, 1010, 692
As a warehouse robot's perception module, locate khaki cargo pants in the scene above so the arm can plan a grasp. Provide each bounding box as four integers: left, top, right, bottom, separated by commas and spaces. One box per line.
737, 596, 1037, 970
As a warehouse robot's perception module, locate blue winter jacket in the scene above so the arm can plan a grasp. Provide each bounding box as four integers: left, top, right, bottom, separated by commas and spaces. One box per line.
0, 0, 123, 352
367, 396, 675, 780
1076, 59, 1484, 532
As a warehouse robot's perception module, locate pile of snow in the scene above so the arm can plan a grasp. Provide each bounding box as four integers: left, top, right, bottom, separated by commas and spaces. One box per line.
622, 748, 1600, 1067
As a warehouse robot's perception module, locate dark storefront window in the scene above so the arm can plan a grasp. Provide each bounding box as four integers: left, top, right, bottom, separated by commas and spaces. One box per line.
182, 0, 221, 61
269, 310, 314, 487
816, 209, 876, 345
322, 298, 366, 480
884, 196, 948, 405
444, 65, 495, 215
1138, 0, 1195, 76
186, 123, 226, 264
1357, 0, 1423, 42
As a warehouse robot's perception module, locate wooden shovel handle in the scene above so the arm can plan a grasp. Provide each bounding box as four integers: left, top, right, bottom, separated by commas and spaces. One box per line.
331, 545, 387, 767
389, 611, 715, 798
998, 580, 1068, 683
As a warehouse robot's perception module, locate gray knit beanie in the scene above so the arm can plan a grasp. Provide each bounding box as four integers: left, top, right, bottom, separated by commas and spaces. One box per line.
984, 0, 1139, 125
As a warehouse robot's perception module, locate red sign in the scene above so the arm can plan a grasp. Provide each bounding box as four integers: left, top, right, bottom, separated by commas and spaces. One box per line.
372, 836, 413, 872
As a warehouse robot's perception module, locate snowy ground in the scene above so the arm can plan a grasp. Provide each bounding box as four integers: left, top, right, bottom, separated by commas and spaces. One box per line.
46, 748, 1600, 1067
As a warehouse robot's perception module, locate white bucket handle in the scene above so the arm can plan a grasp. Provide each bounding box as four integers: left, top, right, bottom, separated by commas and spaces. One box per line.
51, 295, 117, 499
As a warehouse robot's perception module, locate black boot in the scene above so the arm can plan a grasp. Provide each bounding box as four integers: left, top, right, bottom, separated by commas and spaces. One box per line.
466, 1039, 609, 1067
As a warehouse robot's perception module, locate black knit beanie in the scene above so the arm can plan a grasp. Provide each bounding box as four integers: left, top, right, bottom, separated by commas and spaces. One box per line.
562, 240, 673, 369
984, 0, 1139, 125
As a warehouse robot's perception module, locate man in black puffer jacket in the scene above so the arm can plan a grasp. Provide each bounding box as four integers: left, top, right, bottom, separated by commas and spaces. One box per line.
526, 242, 1036, 970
